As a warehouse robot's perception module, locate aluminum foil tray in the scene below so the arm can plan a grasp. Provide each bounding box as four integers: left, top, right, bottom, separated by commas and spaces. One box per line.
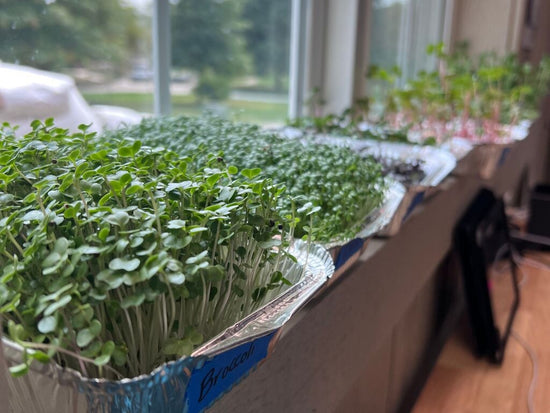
303, 136, 454, 236
277, 128, 448, 239
440, 137, 474, 161
1, 241, 334, 413
451, 120, 532, 179
315, 121, 473, 161
355, 141, 456, 188
354, 141, 455, 236
286, 132, 456, 189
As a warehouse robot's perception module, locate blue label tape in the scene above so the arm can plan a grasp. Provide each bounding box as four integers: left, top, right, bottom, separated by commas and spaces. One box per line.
403, 191, 425, 221
497, 147, 511, 167
334, 238, 364, 270
184, 332, 276, 412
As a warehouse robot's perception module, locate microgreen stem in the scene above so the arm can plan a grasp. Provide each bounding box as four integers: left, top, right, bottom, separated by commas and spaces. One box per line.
20, 342, 124, 380
6, 231, 24, 257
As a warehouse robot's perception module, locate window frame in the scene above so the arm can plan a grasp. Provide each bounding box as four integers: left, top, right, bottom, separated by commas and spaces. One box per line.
150, 0, 454, 119
358, 0, 454, 93
153, 0, 171, 115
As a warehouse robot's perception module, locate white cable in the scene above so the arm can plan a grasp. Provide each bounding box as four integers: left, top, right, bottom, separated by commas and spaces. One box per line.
490, 245, 546, 413
491, 244, 549, 284
519, 256, 550, 272
471, 243, 546, 412
509, 248, 550, 413
517, 264, 529, 288
490, 244, 528, 286
511, 330, 538, 413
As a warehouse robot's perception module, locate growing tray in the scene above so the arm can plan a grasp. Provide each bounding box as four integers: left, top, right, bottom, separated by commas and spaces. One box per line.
448, 120, 532, 179
302, 135, 455, 237
354, 140, 456, 188
272, 127, 407, 276
358, 141, 455, 235
355, 121, 475, 162
1, 241, 334, 413
356, 119, 532, 178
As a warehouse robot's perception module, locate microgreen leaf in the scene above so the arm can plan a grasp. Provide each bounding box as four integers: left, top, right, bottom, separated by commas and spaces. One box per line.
241, 168, 261, 179
43, 295, 72, 316
258, 238, 281, 249
30, 350, 51, 364
109, 258, 140, 272
167, 220, 186, 229
76, 320, 102, 347
21, 210, 44, 222
120, 293, 145, 309
162, 338, 193, 357
9, 364, 29, 377
37, 316, 57, 334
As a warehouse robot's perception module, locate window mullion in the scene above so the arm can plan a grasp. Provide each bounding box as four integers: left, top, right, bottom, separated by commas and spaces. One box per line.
289, 0, 309, 120
153, 0, 172, 116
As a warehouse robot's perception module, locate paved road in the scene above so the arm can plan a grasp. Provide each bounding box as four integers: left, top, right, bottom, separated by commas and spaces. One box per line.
81, 77, 287, 104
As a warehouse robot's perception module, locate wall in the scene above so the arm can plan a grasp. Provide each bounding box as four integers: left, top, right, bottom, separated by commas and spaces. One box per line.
519, 0, 550, 182
451, 0, 526, 55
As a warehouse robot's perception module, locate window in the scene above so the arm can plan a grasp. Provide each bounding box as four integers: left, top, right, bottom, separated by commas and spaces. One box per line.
1, 0, 294, 128
169, 0, 292, 125
368, 0, 448, 82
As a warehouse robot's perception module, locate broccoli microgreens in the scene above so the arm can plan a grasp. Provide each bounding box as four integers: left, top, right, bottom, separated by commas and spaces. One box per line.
0, 119, 303, 379
104, 116, 387, 243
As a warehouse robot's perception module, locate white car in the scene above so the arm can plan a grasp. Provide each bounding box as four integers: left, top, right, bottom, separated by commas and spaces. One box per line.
0, 62, 144, 135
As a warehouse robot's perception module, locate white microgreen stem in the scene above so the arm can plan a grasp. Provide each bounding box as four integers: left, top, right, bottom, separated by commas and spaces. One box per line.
147, 189, 163, 238
198, 273, 209, 332
21, 342, 123, 380
212, 243, 236, 323
116, 289, 138, 369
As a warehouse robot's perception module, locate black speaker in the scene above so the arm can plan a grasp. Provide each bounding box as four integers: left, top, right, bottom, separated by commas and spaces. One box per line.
454, 188, 520, 363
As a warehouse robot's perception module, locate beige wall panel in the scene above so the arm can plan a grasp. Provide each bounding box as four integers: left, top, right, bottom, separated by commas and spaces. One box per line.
453, 0, 526, 55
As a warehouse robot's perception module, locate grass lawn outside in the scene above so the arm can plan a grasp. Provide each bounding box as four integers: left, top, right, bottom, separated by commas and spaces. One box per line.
83, 92, 288, 125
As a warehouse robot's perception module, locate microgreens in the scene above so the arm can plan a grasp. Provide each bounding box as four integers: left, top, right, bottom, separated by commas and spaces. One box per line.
104, 116, 387, 243
290, 45, 550, 146
0, 119, 301, 380
363, 43, 550, 143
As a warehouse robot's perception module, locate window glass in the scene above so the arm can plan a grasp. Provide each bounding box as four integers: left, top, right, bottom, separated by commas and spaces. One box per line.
368, 0, 447, 82
170, 0, 291, 125
1, 0, 292, 128
0, 0, 153, 129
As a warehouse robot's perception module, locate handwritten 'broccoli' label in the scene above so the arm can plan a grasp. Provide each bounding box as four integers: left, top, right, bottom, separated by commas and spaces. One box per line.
185, 332, 275, 412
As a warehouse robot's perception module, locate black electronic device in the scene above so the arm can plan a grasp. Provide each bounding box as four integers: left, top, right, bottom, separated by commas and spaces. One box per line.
528, 184, 550, 238
454, 188, 520, 363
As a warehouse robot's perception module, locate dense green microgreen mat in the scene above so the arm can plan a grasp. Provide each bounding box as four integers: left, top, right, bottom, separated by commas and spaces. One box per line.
0, 120, 308, 379
104, 115, 387, 243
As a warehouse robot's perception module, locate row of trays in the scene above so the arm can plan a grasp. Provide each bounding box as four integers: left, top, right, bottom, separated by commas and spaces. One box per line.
278, 121, 530, 279
1, 121, 531, 413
